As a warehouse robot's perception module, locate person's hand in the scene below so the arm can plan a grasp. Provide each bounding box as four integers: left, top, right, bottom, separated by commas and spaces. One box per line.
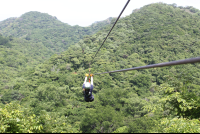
85, 73, 89, 77
90, 74, 94, 77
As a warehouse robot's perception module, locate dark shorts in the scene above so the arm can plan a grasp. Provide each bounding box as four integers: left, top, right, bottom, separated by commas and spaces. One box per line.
85, 97, 94, 102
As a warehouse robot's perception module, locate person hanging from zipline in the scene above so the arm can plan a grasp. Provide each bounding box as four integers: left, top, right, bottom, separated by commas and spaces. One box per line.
82, 73, 94, 102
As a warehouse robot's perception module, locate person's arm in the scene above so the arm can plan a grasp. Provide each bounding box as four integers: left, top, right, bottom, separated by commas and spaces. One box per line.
91, 76, 93, 85
82, 76, 87, 89
83, 74, 89, 91
83, 76, 87, 84
90, 75, 94, 92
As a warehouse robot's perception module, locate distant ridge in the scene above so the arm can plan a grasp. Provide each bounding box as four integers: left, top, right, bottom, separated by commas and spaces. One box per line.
0, 11, 112, 56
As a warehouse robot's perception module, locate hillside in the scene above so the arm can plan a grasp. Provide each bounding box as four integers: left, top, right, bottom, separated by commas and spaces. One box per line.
0, 12, 112, 91
1, 3, 200, 133
0, 11, 112, 56
0, 34, 52, 91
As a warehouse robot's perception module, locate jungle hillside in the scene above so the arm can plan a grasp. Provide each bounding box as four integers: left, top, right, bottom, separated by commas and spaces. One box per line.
0, 11, 112, 57
1, 3, 200, 133
0, 12, 112, 93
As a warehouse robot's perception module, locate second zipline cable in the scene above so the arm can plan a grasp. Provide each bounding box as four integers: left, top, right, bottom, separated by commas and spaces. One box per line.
94, 57, 200, 75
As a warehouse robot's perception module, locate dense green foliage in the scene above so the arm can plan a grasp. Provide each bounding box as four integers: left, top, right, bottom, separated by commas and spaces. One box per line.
0, 34, 52, 90
0, 12, 111, 93
1, 2, 200, 133
0, 11, 112, 57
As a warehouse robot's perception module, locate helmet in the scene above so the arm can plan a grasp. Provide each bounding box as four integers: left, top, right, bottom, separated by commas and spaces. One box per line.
85, 82, 91, 90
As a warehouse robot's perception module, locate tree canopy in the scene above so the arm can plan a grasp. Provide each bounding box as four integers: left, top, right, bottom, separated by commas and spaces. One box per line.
1, 2, 200, 133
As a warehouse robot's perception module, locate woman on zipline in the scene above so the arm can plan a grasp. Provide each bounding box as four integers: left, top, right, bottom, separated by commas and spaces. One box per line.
82, 73, 94, 102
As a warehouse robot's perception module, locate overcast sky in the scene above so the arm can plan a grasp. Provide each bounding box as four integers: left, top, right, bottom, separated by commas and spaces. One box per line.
0, 0, 200, 27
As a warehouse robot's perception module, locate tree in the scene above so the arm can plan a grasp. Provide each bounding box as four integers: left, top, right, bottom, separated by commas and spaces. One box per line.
0, 102, 43, 133
80, 106, 123, 133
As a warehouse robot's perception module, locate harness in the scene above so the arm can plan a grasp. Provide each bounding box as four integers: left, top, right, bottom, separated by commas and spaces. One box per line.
85, 89, 91, 97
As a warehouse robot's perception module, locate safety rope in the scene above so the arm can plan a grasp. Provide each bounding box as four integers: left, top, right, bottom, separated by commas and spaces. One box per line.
94, 57, 200, 75
89, 0, 130, 66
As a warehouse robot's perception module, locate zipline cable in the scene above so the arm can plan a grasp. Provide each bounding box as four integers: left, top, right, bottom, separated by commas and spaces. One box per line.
90, 0, 130, 66
94, 57, 200, 75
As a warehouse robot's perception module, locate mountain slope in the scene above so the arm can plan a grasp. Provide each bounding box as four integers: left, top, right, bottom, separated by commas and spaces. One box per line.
0, 11, 112, 56
0, 34, 52, 90
1, 3, 200, 133
0, 11, 112, 89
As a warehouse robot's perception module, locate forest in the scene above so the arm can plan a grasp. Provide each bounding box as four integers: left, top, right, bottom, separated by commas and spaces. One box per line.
0, 2, 200, 133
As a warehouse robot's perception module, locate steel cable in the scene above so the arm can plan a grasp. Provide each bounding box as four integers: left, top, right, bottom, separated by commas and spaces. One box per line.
94, 57, 200, 75
90, 0, 130, 65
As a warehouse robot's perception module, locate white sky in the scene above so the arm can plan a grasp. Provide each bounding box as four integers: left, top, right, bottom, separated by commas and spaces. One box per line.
0, 0, 200, 27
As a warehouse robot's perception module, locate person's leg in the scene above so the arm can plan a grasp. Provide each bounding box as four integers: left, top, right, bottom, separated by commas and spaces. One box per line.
85, 96, 94, 102
89, 98, 94, 102
85, 99, 89, 102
